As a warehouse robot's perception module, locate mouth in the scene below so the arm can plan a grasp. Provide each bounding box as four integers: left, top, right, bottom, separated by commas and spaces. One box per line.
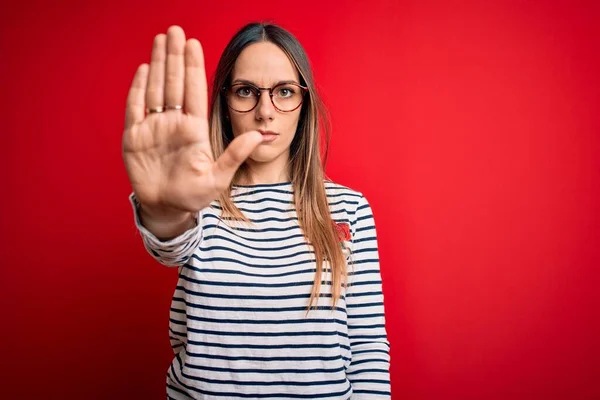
257, 129, 279, 143
257, 129, 279, 136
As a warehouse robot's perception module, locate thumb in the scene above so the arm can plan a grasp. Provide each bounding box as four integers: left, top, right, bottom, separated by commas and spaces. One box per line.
212, 130, 264, 185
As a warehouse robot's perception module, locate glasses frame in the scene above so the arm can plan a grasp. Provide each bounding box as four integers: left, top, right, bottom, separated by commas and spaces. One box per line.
222, 82, 309, 113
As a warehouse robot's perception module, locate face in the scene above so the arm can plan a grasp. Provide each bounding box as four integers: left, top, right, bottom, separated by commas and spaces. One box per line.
227, 41, 303, 164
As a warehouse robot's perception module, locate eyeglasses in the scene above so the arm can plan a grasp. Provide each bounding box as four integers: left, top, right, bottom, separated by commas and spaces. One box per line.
222, 82, 309, 113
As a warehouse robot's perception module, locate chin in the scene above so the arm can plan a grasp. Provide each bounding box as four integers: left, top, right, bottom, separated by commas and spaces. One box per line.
248, 147, 285, 164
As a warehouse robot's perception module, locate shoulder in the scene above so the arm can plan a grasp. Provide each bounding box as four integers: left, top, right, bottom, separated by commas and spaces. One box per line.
324, 181, 379, 243
324, 179, 364, 199
324, 179, 374, 218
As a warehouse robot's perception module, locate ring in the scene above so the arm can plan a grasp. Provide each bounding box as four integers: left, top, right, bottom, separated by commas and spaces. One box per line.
165, 104, 183, 111
146, 106, 164, 114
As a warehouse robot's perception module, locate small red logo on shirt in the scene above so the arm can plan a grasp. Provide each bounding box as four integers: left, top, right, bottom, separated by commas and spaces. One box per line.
333, 222, 351, 242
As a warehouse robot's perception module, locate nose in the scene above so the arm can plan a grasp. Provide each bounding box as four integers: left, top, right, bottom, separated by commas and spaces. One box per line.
255, 91, 275, 121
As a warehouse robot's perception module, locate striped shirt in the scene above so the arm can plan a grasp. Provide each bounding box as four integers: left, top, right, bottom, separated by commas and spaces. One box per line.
130, 181, 391, 399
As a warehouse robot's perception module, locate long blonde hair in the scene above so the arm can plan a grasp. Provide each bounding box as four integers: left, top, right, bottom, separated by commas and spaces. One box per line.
208, 22, 349, 313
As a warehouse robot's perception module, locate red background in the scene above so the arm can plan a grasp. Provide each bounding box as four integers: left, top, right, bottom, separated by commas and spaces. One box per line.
1, 1, 599, 399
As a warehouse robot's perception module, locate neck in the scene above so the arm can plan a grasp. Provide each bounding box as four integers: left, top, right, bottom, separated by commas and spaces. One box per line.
237, 151, 291, 185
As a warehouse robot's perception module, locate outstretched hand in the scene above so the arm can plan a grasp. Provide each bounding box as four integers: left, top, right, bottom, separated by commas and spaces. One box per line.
122, 25, 263, 215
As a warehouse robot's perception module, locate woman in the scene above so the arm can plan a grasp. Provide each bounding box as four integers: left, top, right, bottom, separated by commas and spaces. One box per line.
122, 22, 390, 399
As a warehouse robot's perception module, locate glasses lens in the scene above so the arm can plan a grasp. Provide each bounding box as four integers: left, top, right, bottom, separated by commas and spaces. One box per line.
272, 83, 304, 111
226, 84, 258, 112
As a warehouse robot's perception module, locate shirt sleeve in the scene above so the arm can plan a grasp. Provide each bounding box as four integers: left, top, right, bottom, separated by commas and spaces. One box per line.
129, 192, 203, 267
345, 194, 391, 399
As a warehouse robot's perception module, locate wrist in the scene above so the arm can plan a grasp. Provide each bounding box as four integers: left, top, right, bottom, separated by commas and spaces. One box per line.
135, 200, 197, 241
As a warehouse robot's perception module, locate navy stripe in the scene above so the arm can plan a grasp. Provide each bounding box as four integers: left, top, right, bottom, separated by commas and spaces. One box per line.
219, 215, 301, 224
230, 187, 362, 198
184, 351, 347, 363
172, 297, 347, 314
183, 326, 348, 338
349, 342, 390, 348
170, 310, 349, 327
231, 188, 294, 197
204, 232, 306, 243
181, 368, 348, 388
348, 323, 386, 330
232, 182, 293, 189
232, 197, 294, 205
346, 368, 389, 375
356, 202, 371, 212
348, 280, 382, 287
346, 359, 389, 367
179, 273, 334, 288
192, 245, 312, 261
353, 236, 376, 244
356, 214, 373, 223
347, 313, 386, 319
203, 222, 301, 233
188, 254, 314, 269
355, 225, 375, 233
347, 302, 384, 309
173, 285, 340, 301
211, 200, 356, 213
166, 382, 190, 398
183, 362, 346, 375
352, 390, 392, 396
351, 349, 390, 356
184, 264, 372, 279
183, 265, 318, 278
347, 291, 382, 298
186, 340, 351, 351
350, 379, 390, 385
353, 247, 378, 254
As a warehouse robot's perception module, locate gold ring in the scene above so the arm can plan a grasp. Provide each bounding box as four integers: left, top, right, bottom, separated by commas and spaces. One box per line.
146, 106, 164, 113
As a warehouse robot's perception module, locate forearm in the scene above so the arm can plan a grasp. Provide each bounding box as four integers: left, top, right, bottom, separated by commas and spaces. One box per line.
346, 194, 391, 399
129, 193, 203, 267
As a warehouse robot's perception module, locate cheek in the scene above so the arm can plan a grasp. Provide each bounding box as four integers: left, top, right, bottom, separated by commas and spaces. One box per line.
283, 113, 301, 137
229, 115, 250, 137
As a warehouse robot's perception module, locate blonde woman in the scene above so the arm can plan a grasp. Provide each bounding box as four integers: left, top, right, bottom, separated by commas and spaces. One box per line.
122, 22, 390, 399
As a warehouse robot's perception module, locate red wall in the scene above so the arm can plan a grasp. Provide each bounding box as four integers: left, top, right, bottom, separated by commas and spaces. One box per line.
1, 1, 598, 399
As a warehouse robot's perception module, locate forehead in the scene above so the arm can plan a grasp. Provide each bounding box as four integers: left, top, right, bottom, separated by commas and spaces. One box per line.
231, 41, 300, 83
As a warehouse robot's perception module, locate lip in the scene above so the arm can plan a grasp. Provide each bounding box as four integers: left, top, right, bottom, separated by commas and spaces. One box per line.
257, 129, 278, 136
257, 129, 279, 143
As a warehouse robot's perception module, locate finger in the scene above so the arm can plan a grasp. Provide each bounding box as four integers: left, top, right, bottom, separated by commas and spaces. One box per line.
213, 131, 264, 187
165, 25, 186, 108
184, 39, 207, 118
146, 33, 166, 110
125, 63, 149, 130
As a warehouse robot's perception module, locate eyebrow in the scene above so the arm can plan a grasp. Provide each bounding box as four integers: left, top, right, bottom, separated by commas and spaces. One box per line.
231, 79, 301, 86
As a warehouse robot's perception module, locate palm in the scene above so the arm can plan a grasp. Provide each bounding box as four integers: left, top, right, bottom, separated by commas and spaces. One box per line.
122, 26, 262, 214
123, 112, 215, 212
